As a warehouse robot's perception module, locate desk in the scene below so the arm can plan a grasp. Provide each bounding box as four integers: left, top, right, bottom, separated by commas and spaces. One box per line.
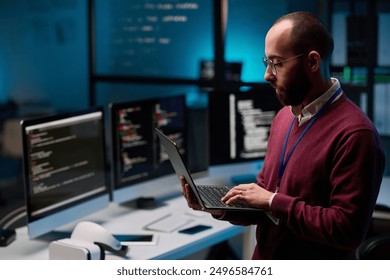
373, 176, 390, 220
0, 196, 249, 260
377, 176, 390, 207
0, 161, 262, 260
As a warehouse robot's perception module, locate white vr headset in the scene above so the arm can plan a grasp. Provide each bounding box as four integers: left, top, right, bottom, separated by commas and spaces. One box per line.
49, 221, 128, 260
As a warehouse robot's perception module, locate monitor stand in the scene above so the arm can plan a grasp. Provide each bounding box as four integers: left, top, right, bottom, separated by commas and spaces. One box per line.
120, 196, 167, 210
36, 230, 72, 242
135, 197, 163, 209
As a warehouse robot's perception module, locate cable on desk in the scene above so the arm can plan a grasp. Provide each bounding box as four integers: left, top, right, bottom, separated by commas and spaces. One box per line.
0, 206, 26, 229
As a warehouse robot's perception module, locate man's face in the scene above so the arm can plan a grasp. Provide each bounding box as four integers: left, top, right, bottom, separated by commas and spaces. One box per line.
264, 21, 310, 106
275, 61, 310, 106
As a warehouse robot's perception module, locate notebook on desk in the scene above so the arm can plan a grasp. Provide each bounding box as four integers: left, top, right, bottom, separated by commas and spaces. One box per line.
155, 128, 263, 212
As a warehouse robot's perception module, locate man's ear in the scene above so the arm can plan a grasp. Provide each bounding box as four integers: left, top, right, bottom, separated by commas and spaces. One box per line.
307, 51, 321, 72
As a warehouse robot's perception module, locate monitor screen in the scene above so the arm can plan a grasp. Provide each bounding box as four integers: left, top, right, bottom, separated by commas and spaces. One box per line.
94, 0, 213, 79
110, 95, 187, 204
21, 108, 109, 239
208, 86, 282, 165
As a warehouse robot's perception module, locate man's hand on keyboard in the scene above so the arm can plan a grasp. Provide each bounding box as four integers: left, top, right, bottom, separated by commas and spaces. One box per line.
221, 183, 273, 210
179, 176, 225, 217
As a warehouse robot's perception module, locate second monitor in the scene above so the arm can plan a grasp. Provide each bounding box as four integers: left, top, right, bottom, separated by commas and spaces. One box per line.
109, 95, 187, 205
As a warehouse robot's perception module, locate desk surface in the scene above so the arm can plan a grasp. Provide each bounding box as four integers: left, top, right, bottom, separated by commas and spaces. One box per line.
377, 177, 390, 207
1, 196, 248, 260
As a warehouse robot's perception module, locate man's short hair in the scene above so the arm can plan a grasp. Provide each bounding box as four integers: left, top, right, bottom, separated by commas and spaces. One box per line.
274, 11, 334, 62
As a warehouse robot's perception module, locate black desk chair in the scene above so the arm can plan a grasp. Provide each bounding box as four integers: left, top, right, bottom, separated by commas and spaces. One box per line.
356, 204, 390, 260
356, 232, 390, 260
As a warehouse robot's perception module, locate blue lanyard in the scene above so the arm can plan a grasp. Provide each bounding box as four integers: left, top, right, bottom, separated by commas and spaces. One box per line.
277, 87, 343, 190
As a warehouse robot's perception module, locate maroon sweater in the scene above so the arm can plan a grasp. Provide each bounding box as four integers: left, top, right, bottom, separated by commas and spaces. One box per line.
220, 94, 385, 259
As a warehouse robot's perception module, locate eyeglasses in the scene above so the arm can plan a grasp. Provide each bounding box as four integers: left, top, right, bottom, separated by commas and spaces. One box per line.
262, 53, 307, 76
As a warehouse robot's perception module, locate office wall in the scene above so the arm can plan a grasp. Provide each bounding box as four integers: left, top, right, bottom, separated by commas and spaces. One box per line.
0, 0, 88, 113
225, 0, 288, 83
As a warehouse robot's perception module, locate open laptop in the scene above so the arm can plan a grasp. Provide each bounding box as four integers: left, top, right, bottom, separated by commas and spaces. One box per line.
155, 128, 263, 212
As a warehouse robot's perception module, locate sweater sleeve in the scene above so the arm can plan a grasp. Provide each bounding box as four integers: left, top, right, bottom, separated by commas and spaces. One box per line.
270, 128, 385, 250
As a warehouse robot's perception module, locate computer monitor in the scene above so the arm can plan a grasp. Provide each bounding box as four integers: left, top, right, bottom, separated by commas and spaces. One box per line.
21, 108, 110, 239
208, 86, 282, 165
109, 95, 187, 205
94, 0, 213, 79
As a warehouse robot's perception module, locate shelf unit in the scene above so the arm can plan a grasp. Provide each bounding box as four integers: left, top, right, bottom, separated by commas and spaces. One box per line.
329, 0, 390, 175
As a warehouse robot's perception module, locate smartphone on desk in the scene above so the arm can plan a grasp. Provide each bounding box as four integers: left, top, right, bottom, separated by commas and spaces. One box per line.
178, 225, 212, 235
113, 234, 158, 246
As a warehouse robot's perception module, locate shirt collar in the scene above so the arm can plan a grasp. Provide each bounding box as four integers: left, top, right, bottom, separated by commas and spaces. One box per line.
291, 77, 342, 126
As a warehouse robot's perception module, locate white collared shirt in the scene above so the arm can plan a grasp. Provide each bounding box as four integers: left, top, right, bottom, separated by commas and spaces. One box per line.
291, 78, 342, 126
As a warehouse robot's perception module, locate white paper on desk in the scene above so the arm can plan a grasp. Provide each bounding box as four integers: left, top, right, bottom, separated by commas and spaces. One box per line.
144, 214, 194, 233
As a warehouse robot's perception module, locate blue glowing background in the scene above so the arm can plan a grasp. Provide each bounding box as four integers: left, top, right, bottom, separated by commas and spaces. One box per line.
225, 0, 288, 82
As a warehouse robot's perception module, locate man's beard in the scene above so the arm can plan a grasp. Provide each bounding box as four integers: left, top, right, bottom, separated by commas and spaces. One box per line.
274, 68, 310, 106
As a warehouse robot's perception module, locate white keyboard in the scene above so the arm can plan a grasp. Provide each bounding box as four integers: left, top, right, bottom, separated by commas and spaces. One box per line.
144, 214, 193, 233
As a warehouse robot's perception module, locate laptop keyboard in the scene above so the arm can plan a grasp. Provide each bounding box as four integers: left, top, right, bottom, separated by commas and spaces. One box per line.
196, 185, 246, 208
